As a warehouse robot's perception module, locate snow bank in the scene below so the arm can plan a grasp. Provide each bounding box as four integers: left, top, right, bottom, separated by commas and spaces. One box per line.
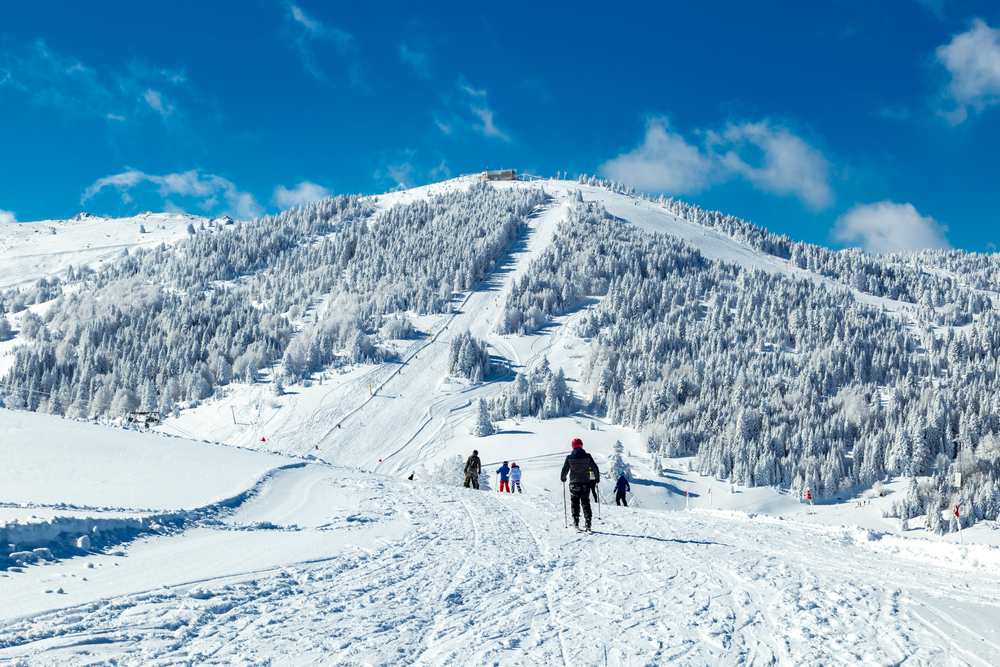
2, 514, 171, 567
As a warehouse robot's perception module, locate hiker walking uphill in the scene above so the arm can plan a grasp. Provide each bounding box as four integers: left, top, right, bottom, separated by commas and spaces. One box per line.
615, 472, 631, 506
509, 462, 523, 493
464, 450, 482, 489
560, 438, 600, 532
496, 461, 511, 493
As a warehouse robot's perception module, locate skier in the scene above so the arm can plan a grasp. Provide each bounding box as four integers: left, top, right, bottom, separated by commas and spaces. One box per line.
464, 449, 482, 489
614, 472, 630, 506
496, 461, 511, 493
560, 438, 600, 532
510, 462, 523, 493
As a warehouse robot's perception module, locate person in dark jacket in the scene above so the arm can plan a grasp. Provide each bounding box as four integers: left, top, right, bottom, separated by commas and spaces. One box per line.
560, 438, 600, 531
614, 472, 630, 506
464, 450, 482, 489
496, 461, 511, 493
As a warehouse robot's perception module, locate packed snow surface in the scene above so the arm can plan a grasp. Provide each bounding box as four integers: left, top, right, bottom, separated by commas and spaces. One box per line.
3, 179, 1000, 664
3, 461, 1000, 665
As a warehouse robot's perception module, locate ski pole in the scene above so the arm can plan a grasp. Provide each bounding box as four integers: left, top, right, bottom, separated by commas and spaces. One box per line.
597, 484, 601, 520
563, 482, 568, 528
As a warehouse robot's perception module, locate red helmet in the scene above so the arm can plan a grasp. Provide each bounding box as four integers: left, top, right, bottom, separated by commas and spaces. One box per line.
571, 438, 583, 449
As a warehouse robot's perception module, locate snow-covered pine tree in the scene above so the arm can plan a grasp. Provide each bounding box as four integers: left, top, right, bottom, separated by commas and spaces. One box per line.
471, 398, 495, 437
608, 440, 631, 479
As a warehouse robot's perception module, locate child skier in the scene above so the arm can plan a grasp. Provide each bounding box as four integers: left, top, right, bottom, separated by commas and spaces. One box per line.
496, 461, 511, 493
614, 472, 630, 506
510, 462, 523, 493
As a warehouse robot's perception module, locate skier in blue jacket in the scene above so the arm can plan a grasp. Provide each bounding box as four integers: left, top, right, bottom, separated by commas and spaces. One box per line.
614, 472, 630, 507
496, 461, 511, 493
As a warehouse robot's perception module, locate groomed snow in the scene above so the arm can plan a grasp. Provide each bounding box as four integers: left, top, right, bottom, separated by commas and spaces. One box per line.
3, 462, 1000, 665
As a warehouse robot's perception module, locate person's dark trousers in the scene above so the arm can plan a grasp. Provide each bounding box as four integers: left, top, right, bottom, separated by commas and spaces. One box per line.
464, 472, 479, 489
616, 492, 628, 507
569, 483, 593, 527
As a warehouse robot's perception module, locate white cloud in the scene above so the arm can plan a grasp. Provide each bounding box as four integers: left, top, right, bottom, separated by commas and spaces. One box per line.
387, 162, 415, 189
82, 169, 263, 219
719, 121, 833, 210
284, 3, 353, 82
447, 77, 510, 142
142, 88, 173, 117
273, 181, 331, 209
600, 117, 833, 210
600, 117, 717, 193
289, 5, 321, 34
399, 42, 430, 77
0, 208, 17, 224
430, 159, 451, 180
434, 118, 453, 135
936, 19, 1000, 124
471, 106, 511, 142
163, 200, 187, 215
832, 201, 951, 253
2, 40, 185, 125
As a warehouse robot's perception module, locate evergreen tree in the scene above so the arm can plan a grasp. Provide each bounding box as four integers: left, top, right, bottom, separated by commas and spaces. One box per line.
471, 398, 494, 437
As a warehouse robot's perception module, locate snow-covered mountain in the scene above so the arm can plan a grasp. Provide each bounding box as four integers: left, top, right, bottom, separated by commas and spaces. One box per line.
3, 176, 1000, 664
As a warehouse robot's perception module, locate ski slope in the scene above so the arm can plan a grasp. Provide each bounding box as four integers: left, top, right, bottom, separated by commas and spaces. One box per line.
0, 211, 214, 290
4, 179, 1000, 664
3, 452, 1000, 665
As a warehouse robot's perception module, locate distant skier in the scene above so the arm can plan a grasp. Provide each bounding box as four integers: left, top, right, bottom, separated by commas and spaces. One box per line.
614, 472, 630, 506
497, 461, 511, 493
560, 438, 600, 532
464, 449, 482, 489
510, 462, 523, 493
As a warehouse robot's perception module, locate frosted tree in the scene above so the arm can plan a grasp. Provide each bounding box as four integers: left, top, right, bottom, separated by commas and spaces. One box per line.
140, 379, 158, 413
651, 451, 663, 477
608, 440, 631, 479
471, 398, 495, 437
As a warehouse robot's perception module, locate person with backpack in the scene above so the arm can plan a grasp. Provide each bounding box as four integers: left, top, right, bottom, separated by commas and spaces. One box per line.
464, 450, 482, 489
496, 461, 511, 493
510, 462, 523, 493
614, 472, 630, 506
560, 438, 600, 532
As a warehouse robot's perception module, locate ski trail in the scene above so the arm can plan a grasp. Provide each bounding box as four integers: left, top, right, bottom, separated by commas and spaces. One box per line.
6, 459, 1000, 665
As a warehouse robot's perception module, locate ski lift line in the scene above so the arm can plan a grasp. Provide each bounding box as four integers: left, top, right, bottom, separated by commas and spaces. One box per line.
1, 384, 170, 418
320, 256, 510, 438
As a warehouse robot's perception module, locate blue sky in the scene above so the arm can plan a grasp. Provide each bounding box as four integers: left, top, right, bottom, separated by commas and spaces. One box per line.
3, 1, 1000, 254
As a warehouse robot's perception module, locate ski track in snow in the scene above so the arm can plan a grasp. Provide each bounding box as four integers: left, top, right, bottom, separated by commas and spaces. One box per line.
3, 465, 1000, 666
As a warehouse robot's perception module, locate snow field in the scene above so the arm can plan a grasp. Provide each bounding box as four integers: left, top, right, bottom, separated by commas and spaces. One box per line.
4, 462, 1000, 665
0, 409, 295, 510
0, 211, 213, 290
